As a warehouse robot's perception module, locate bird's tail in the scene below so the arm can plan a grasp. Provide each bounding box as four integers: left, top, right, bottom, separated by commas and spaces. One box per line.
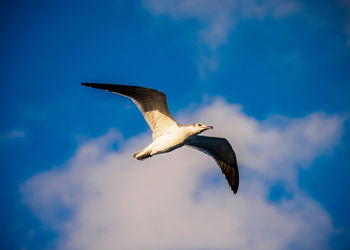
133, 149, 152, 160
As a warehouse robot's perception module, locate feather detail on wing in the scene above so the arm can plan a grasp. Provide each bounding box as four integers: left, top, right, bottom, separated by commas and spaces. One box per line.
82, 83, 178, 139
186, 135, 239, 194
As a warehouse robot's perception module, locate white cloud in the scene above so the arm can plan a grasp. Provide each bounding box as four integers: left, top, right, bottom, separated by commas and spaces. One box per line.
0, 129, 25, 141
143, 0, 300, 75
22, 99, 344, 250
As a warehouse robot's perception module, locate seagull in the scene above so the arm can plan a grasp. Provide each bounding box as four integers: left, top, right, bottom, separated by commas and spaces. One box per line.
82, 83, 239, 194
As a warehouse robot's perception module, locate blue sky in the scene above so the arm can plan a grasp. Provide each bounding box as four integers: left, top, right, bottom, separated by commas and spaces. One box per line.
1, 0, 350, 249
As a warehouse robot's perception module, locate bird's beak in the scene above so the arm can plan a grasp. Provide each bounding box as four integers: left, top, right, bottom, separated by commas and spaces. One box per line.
205, 125, 214, 130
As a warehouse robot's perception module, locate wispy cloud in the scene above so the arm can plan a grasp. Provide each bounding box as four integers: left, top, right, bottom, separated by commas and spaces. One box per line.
22, 99, 344, 250
0, 130, 25, 141
143, 0, 300, 76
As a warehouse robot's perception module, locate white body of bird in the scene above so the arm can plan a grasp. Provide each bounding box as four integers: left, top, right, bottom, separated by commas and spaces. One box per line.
134, 124, 212, 159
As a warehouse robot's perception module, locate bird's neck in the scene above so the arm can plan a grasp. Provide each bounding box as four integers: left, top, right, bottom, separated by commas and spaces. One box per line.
181, 125, 201, 137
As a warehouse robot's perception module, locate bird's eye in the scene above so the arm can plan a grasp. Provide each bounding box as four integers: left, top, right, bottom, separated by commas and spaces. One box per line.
198, 123, 202, 126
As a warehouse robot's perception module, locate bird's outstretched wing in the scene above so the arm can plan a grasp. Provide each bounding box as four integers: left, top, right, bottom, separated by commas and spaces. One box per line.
82, 83, 178, 139
186, 135, 239, 194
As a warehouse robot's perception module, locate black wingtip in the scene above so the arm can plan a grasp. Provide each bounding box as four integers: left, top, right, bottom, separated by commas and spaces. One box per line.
230, 182, 238, 194
81, 83, 95, 87
233, 172, 239, 194
81, 83, 109, 90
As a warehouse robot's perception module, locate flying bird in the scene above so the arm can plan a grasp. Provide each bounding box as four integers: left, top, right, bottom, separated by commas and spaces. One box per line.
82, 83, 239, 194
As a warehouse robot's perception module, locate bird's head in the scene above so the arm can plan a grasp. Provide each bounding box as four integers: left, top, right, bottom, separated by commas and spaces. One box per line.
192, 123, 213, 134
